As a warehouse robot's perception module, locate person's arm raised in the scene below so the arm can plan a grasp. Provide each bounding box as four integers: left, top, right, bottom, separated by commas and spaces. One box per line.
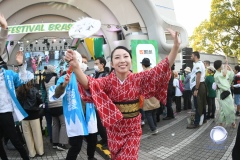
65, 49, 89, 89
167, 28, 181, 68
222, 57, 228, 77
0, 14, 7, 29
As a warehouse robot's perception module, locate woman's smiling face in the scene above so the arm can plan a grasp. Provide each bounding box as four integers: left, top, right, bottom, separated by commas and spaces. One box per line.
111, 49, 132, 74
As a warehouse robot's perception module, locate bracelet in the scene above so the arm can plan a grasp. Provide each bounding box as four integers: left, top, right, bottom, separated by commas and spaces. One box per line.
18, 64, 23, 66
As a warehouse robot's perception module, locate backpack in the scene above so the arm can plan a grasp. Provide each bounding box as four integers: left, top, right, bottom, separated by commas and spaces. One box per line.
179, 80, 184, 93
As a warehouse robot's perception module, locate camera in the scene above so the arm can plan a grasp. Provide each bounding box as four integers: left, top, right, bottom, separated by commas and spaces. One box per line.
178, 69, 185, 75
18, 42, 24, 52
19, 47, 24, 52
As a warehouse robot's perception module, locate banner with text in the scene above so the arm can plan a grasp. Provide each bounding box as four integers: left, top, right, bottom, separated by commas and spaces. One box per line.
8, 23, 73, 35
131, 40, 160, 73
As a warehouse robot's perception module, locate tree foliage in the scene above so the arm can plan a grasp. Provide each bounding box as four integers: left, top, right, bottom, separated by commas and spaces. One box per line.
190, 0, 240, 57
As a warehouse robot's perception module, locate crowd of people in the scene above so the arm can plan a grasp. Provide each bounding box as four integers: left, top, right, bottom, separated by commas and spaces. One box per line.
0, 12, 240, 160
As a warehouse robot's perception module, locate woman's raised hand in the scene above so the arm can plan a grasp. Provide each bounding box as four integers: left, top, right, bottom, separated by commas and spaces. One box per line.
65, 49, 80, 69
0, 14, 7, 29
167, 28, 181, 47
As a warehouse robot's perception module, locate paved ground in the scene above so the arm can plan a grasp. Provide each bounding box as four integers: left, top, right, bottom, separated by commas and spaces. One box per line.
4, 102, 239, 160
139, 113, 238, 160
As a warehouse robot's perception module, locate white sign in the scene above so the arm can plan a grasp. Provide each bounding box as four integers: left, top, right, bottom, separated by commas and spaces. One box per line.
136, 44, 157, 72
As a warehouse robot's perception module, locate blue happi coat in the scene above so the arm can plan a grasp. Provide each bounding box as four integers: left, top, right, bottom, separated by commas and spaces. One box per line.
49, 73, 97, 137
1, 67, 30, 121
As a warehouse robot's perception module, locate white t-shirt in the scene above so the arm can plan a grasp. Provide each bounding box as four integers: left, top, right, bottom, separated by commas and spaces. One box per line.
0, 72, 13, 113
190, 60, 205, 89
173, 78, 183, 96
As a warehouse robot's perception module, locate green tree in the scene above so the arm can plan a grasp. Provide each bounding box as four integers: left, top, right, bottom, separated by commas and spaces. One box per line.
190, 0, 240, 57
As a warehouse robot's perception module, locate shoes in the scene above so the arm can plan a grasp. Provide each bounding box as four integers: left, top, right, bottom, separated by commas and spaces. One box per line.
210, 115, 215, 119
53, 143, 58, 149
232, 123, 236, 129
97, 139, 107, 145
163, 116, 174, 120
141, 121, 145, 126
187, 124, 200, 129
29, 155, 36, 158
151, 129, 159, 135
37, 153, 45, 157
57, 144, 68, 151
88, 157, 97, 160
102, 143, 109, 150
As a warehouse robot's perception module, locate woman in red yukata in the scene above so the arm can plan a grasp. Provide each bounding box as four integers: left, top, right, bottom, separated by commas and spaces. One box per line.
65, 29, 180, 160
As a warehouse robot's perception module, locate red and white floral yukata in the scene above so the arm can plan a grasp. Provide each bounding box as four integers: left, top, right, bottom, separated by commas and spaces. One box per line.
78, 57, 171, 160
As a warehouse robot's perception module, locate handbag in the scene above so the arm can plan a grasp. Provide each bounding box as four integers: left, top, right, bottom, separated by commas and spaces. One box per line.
220, 91, 230, 100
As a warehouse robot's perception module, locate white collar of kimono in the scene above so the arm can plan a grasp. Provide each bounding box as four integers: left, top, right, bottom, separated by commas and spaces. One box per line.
114, 70, 128, 84
117, 78, 126, 85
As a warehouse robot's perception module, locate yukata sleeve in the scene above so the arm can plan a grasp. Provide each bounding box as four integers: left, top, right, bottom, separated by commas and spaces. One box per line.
137, 57, 171, 105
228, 70, 234, 84
77, 76, 107, 102
78, 76, 123, 128
216, 72, 230, 91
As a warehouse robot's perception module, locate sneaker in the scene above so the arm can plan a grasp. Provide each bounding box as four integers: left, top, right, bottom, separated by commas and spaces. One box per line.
97, 139, 108, 147
151, 129, 159, 135
210, 115, 215, 119
141, 121, 145, 126
53, 143, 58, 149
37, 153, 45, 157
187, 124, 200, 129
232, 123, 236, 129
102, 143, 109, 150
88, 157, 97, 160
57, 144, 67, 151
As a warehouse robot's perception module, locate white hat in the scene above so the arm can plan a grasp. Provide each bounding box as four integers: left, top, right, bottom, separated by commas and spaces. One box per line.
207, 66, 215, 71
184, 67, 191, 73
45, 65, 56, 73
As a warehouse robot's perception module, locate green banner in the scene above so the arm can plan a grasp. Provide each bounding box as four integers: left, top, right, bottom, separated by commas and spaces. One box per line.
131, 40, 159, 73
94, 38, 104, 58
8, 23, 73, 35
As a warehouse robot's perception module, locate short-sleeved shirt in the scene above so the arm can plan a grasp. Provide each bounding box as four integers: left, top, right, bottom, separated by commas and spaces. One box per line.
173, 78, 183, 96
190, 61, 205, 89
